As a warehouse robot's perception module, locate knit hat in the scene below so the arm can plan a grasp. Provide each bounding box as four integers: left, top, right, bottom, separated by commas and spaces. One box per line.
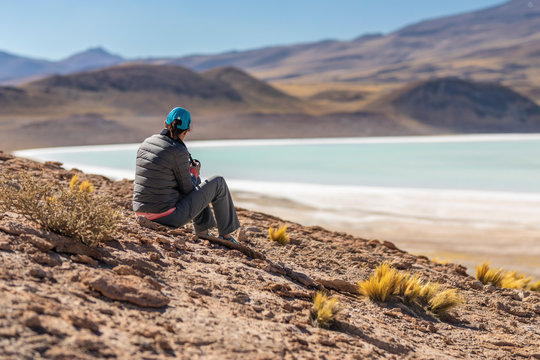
166, 107, 191, 130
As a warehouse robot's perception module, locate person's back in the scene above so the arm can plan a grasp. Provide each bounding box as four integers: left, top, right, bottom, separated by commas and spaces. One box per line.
132, 107, 240, 242
133, 130, 195, 215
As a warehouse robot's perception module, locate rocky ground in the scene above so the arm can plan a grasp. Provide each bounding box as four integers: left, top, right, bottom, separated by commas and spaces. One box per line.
0, 152, 539, 359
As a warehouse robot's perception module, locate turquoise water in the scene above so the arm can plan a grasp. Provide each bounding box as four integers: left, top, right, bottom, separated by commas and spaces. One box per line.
15, 135, 540, 193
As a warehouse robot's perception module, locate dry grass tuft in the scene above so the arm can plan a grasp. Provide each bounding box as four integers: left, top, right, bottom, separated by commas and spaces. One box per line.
268, 225, 290, 244
358, 263, 400, 302
476, 262, 504, 286
529, 280, 540, 292
475, 262, 539, 291
418, 282, 441, 303
0, 171, 120, 247
397, 274, 423, 303
428, 289, 463, 316
501, 271, 532, 289
309, 291, 341, 328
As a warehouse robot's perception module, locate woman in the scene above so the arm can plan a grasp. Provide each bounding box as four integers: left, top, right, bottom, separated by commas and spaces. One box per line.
133, 107, 240, 242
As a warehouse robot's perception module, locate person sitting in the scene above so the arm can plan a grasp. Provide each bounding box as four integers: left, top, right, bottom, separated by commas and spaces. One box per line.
132, 107, 240, 242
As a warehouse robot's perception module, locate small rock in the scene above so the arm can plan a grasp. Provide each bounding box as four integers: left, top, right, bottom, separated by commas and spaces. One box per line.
318, 337, 336, 347
71, 254, 98, 266
173, 238, 186, 250
22, 235, 54, 252
144, 275, 162, 290
245, 226, 262, 233
31, 253, 62, 267
113, 265, 135, 276
82, 272, 169, 308
69, 314, 99, 333
155, 334, 172, 351
28, 267, 48, 279
22, 312, 42, 330
0, 241, 11, 251
148, 252, 160, 261
263, 311, 275, 319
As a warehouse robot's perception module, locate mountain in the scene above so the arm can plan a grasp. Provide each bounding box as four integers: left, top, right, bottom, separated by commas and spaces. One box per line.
2, 0, 539, 103
0, 51, 53, 83
56, 47, 124, 73
369, 77, 540, 133
0, 64, 308, 150
157, 0, 540, 103
5, 64, 303, 115
0, 47, 124, 84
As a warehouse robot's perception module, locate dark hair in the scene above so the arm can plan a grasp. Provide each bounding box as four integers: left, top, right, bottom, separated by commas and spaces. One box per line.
167, 119, 187, 140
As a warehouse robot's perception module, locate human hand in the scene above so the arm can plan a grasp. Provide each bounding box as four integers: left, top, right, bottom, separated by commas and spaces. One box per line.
190, 161, 201, 177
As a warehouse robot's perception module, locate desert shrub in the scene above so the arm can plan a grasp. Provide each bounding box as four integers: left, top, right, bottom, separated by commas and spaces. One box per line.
475, 262, 504, 286
268, 225, 290, 244
428, 289, 463, 316
0, 171, 120, 247
500, 271, 532, 289
309, 291, 341, 328
358, 263, 400, 302
475, 262, 539, 291
396, 273, 423, 303
529, 280, 540, 292
418, 282, 441, 303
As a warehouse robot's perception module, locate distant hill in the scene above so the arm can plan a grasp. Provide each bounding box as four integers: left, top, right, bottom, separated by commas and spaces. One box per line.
0, 64, 303, 116
2, 0, 540, 103
370, 77, 540, 133
0, 47, 124, 84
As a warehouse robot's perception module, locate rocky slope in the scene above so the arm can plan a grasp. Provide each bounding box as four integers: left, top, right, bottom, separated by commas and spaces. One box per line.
0, 153, 539, 359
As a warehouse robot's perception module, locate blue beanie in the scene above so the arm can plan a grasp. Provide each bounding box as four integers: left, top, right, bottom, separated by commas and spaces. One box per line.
166, 107, 191, 130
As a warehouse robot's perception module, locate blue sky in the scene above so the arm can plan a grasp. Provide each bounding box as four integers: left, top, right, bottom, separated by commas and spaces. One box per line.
0, 0, 504, 60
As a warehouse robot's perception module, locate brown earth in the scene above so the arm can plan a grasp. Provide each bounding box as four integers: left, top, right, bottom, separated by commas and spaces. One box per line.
0, 153, 539, 359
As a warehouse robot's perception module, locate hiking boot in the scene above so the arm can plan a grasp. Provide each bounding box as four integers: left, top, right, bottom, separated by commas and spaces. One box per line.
219, 235, 239, 245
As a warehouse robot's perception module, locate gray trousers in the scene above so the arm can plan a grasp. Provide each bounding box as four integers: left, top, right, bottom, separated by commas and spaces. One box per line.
156, 176, 240, 236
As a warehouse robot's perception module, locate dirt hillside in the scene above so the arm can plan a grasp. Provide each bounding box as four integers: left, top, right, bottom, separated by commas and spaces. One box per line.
0, 152, 539, 359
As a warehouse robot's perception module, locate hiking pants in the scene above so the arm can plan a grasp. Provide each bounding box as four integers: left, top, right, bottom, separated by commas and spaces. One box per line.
156, 175, 240, 236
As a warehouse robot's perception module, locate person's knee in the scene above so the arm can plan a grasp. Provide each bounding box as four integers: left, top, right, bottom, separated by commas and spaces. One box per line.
207, 175, 225, 185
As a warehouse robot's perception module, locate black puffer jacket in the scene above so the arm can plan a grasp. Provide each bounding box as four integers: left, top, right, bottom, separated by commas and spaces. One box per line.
132, 129, 197, 213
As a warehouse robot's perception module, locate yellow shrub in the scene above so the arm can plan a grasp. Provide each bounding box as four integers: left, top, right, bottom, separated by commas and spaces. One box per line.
398, 274, 423, 303
309, 291, 341, 328
528, 280, 540, 292
418, 282, 441, 303
0, 171, 120, 247
476, 262, 504, 286
428, 289, 463, 316
358, 263, 400, 302
268, 225, 290, 244
500, 271, 532, 289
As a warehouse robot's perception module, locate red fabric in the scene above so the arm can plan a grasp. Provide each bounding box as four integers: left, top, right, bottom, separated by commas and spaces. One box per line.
135, 207, 175, 221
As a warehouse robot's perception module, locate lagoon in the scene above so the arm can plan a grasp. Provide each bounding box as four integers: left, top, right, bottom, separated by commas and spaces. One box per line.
14, 134, 540, 276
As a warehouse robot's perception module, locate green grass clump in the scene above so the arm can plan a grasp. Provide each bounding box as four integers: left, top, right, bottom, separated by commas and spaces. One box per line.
0, 171, 120, 247
309, 291, 341, 328
268, 225, 290, 244
358, 263, 400, 302
428, 289, 464, 316
475, 262, 504, 286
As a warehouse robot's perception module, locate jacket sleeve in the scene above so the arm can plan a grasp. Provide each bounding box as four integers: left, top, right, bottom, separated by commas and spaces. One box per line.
172, 148, 195, 194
